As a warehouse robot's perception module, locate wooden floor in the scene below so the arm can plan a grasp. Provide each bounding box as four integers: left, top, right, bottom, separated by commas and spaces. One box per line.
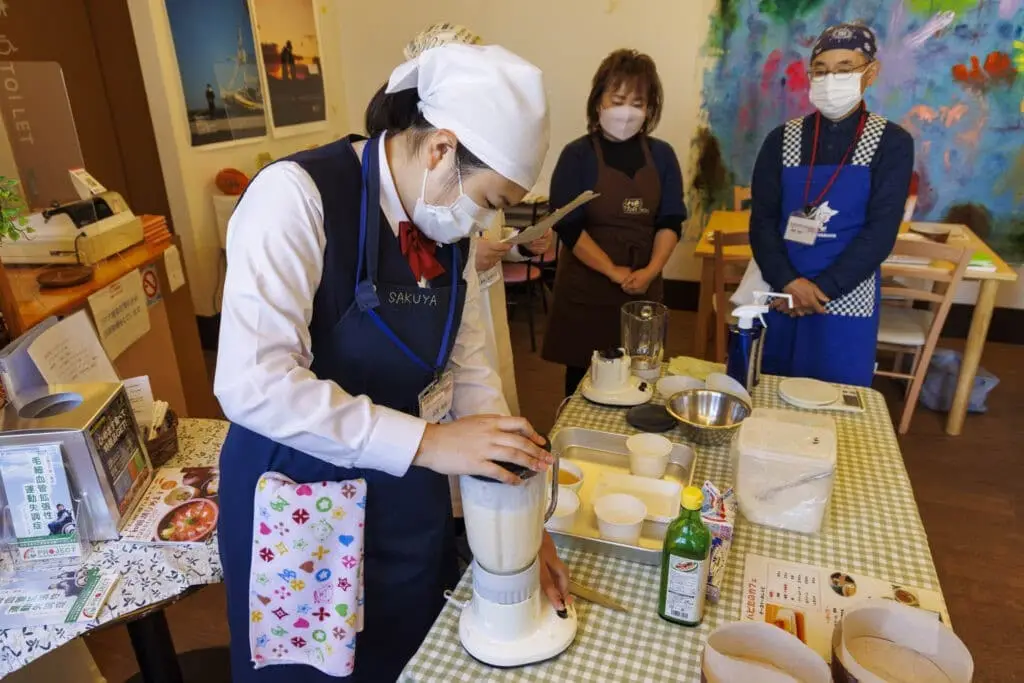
85, 311, 1024, 682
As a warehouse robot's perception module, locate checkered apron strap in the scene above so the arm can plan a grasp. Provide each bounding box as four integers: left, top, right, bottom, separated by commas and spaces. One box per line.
825, 114, 887, 318
782, 118, 804, 168
851, 113, 887, 167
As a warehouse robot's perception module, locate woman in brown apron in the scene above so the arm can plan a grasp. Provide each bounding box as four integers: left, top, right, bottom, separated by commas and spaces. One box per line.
543, 49, 687, 395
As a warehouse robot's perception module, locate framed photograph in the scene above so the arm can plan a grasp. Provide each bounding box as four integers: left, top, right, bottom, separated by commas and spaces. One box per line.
164, 0, 268, 147
250, 0, 328, 137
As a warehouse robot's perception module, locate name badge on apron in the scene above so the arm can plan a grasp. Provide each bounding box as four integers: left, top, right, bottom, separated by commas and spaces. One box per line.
479, 263, 502, 290
784, 211, 823, 246
419, 370, 454, 423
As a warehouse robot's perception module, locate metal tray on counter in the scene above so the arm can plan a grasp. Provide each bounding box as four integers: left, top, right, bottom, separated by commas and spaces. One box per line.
548, 427, 697, 566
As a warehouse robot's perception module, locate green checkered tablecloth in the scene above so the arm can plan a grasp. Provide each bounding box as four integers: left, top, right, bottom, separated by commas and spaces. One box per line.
402, 375, 941, 682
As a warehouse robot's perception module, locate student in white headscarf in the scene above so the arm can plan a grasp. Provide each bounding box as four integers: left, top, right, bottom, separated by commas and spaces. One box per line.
401, 23, 552, 418
215, 42, 569, 682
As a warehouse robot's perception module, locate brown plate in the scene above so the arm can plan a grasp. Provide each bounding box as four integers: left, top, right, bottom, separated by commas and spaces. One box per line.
36, 265, 94, 289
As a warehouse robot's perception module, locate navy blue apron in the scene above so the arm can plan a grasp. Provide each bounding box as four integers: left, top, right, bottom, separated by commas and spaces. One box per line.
761, 112, 887, 387
218, 136, 465, 682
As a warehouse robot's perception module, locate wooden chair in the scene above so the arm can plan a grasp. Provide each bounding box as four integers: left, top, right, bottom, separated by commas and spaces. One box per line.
733, 186, 752, 211
713, 229, 751, 363
874, 239, 971, 435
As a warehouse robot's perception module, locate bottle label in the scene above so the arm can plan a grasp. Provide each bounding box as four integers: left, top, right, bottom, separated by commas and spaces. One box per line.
664, 554, 708, 622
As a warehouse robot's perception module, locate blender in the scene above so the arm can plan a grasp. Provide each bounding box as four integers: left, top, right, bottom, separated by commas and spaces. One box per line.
456, 458, 578, 666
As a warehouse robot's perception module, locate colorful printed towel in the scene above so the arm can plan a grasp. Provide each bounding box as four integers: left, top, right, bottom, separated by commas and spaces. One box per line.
249, 473, 366, 676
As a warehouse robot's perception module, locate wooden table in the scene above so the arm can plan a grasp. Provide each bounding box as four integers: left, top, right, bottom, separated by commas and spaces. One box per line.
693, 210, 1018, 436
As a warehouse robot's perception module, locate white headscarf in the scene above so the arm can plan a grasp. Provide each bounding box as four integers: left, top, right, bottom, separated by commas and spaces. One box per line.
386, 43, 549, 191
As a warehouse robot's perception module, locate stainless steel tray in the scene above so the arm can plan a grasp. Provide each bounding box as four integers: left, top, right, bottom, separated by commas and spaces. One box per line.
548, 427, 697, 566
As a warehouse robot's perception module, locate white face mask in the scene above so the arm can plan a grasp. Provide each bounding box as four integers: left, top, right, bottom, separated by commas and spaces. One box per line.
599, 105, 645, 141
412, 159, 496, 244
809, 73, 864, 120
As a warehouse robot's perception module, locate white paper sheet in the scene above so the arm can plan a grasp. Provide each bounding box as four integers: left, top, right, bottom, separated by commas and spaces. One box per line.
123, 376, 155, 431
502, 191, 599, 245
164, 245, 186, 293
26, 310, 118, 386
87, 270, 151, 360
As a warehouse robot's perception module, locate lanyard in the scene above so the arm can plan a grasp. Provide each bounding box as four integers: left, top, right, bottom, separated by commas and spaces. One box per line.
357, 138, 460, 375
802, 106, 868, 212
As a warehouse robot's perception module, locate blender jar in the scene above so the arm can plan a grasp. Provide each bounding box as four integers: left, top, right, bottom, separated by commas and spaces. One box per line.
621, 301, 668, 380
459, 463, 558, 575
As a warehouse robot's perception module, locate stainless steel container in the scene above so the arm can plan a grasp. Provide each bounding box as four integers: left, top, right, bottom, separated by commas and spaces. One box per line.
0, 382, 153, 541
666, 389, 751, 447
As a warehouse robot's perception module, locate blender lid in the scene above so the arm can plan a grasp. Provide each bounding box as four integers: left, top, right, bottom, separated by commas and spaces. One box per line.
469, 462, 538, 483
469, 440, 550, 483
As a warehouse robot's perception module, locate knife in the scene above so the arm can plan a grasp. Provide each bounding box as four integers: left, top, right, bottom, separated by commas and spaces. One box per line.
569, 581, 630, 613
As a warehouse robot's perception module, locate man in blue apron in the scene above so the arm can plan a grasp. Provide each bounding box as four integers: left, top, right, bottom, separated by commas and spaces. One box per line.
214, 44, 567, 681
750, 23, 914, 386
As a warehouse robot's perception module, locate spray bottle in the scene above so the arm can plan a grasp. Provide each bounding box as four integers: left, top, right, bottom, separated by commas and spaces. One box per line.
726, 291, 792, 391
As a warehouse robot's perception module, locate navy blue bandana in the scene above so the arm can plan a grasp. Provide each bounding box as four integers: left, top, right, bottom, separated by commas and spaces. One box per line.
811, 23, 877, 61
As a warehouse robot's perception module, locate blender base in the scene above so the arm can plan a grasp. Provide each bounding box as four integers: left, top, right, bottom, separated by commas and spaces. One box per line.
458, 601, 578, 668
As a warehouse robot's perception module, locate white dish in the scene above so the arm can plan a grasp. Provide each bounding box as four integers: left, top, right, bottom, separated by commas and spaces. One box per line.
581, 376, 653, 407
557, 460, 584, 493
656, 375, 704, 400
706, 372, 753, 406
626, 433, 672, 478
778, 377, 840, 407
545, 487, 580, 533
593, 493, 647, 545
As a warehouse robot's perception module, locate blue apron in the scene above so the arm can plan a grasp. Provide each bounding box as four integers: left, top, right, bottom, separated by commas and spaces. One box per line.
761, 112, 887, 387
218, 136, 466, 682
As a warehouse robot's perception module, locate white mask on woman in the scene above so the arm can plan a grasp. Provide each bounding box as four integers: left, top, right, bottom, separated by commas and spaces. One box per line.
599, 105, 645, 141
413, 160, 496, 244
809, 73, 863, 121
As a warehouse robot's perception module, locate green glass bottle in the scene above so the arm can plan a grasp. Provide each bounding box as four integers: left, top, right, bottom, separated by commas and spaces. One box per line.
657, 485, 711, 626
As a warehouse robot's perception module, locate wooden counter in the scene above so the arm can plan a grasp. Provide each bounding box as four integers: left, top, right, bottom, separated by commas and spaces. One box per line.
0, 217, 219, 418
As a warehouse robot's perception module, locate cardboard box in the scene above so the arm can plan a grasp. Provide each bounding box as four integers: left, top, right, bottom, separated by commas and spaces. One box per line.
700, 481, 736, 604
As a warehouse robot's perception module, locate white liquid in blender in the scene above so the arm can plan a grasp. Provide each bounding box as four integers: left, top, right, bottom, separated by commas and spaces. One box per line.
460, 476, 544, 575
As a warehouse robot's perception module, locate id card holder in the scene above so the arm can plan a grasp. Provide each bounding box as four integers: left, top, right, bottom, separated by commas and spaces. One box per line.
784, 211, 822, 246
418, 371, 454, 424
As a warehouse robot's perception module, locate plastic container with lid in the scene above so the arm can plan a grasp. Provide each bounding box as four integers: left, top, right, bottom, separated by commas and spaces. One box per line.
731, 416, 837, 534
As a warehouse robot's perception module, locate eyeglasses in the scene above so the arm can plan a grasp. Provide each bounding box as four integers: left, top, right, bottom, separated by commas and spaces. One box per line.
808, 63, 872, 82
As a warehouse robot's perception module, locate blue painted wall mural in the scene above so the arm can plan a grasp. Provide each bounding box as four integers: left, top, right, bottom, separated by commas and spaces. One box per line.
701, 0, 1024, 260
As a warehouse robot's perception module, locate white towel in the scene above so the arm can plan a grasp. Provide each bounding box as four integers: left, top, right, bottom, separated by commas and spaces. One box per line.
249, 473, 366, 677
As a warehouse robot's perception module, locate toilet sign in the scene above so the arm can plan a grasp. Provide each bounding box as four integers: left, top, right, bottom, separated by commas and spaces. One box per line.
141, 265, 162, 307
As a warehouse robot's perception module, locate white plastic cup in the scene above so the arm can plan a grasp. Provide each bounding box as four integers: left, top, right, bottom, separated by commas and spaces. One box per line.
626, 433, 673, 479
556, 460, 584, 493
545, 487, 580, 533
593, 493, 647, 545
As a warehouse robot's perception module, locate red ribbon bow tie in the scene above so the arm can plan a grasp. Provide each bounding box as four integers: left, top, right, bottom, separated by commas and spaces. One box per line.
399, 221, 446, 282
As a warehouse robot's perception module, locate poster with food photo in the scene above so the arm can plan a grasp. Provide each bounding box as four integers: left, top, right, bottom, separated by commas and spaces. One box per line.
118, 467, 220, 544
741, 553, 949, 660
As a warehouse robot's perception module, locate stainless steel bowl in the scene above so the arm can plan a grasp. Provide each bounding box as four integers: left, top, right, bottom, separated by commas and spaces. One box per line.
666, 389, 751, 447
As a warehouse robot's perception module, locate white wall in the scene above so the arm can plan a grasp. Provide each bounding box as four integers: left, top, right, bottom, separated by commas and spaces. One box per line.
332, 0, 717, 280
126, 0, 350, 316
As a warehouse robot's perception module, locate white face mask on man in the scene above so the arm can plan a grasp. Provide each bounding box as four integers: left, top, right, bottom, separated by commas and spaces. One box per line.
809, 73, 864, 121
412, 157, 496, 244
599, 105, 645, 141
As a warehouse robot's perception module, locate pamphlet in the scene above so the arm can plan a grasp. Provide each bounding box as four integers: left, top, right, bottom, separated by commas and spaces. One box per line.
0, 443, 81, 563
501, 191, 599, 245
741, 553, 948, 660
0, 567, 118, 627
118, 467, 219, 544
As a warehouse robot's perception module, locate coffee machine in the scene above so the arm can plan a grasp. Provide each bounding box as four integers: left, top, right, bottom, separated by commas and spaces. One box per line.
456, 459, 577, 666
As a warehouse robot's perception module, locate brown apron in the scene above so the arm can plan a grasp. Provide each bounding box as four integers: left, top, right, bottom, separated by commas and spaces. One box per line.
543, 135, 663, 369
